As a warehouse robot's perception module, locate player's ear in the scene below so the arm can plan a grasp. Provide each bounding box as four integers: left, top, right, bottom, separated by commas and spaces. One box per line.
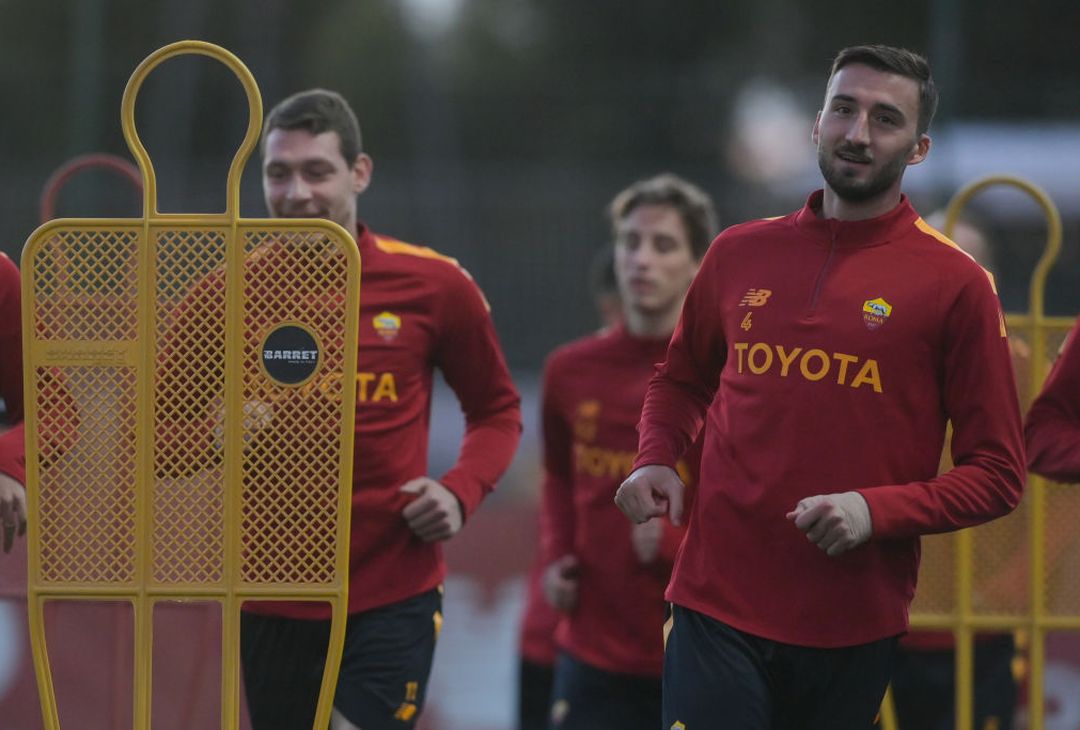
907, 134, 931, 167
811, 111, 822, 145
352, 154, 373, 195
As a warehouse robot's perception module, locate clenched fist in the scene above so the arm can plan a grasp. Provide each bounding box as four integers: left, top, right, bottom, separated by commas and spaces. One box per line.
787, 491, 872, 557
615, 465, 685, 526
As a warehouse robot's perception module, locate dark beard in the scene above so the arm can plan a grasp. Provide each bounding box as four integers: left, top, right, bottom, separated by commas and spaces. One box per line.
818, 144, 911, 203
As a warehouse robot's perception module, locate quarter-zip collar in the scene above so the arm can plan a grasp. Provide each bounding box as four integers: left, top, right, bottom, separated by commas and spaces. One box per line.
794, 190, 919, 249
354, 220, 377, 254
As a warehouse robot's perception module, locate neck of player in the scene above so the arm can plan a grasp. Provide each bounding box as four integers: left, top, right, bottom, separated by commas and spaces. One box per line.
624, 302, 681, 340
820, 186, 903, 222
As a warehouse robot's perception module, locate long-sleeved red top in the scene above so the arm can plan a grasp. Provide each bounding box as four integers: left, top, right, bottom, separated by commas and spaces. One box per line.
1026, 329, 1080, 482
248, 224, 522, 618
542, 324, 694, 676
634, 192, 1025, 648
0, 252, 24, 484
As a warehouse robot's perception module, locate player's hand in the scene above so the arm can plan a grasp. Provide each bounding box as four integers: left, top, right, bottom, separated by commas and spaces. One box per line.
631, 518, 664, 565
0, 473, 27, 554
211, 399, 274, 450
400, 477, 464, 542
542, 554, 580, 612
786, 491, 872, 557
615, 465, 686, 526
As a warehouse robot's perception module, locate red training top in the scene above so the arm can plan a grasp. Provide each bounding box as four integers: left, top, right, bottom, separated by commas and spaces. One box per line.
1026, 329, 1080, 483
249, 224, 522, 618
542, 324, 694, 676
635, 192, 1025, 648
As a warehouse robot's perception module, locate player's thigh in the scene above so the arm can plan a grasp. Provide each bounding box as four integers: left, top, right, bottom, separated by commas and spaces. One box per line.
662, 605, 771, 730
549, 653, 660, 730
889, 647, 955, 730
333, 588, 443, 730
519, 657, 555, 730
240, 611, 331, 730
778, 635, 897, 730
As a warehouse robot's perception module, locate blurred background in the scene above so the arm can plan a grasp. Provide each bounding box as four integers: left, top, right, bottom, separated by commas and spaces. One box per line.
3, 0, 1080, 727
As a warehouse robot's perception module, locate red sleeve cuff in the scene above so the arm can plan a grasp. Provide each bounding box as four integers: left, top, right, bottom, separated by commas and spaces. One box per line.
440, 413, 522, 519
0, 424, 26, 485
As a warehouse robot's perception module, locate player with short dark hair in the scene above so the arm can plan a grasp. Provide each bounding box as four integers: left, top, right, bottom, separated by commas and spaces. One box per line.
261, 88, 364, 168
827, 45, 938, 138
240, 88, 522, 730
616, 45, 1025, 729
541, 174, 715, 730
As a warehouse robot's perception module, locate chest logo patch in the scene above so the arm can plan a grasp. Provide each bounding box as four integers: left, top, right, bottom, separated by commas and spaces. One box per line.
373, 311, 402, 341
739, 288, 772, 307
862, 297, 892, 330
573, 400, 601, 442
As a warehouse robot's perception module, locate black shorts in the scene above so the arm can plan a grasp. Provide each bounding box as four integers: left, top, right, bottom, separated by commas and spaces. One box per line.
890, 633, 1017, 730
663, 604, 897, 730
518, 656, 555, 730
241, 588, 442, 730
549, 652, 661, 730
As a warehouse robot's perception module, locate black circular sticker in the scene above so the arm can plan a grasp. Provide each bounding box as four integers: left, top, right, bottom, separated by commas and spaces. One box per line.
261, 324, 321, 385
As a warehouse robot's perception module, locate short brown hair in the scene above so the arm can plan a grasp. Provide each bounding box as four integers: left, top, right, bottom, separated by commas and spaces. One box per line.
830, 45, 938, 136
608, 174, 718, 260
263, 88, 363, 164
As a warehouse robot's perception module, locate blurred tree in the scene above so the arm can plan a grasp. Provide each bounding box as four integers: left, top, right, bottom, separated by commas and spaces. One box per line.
2, 0, 1079, 365
448, 0, 744, 163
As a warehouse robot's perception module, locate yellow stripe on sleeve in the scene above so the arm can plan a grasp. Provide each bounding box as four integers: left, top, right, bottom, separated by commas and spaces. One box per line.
374, 236, 461, 267
374, 236, 492, 312
914, 217, 999, 294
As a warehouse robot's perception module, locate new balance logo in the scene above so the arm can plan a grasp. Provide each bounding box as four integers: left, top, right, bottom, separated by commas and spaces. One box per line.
739, 288, 772, 307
